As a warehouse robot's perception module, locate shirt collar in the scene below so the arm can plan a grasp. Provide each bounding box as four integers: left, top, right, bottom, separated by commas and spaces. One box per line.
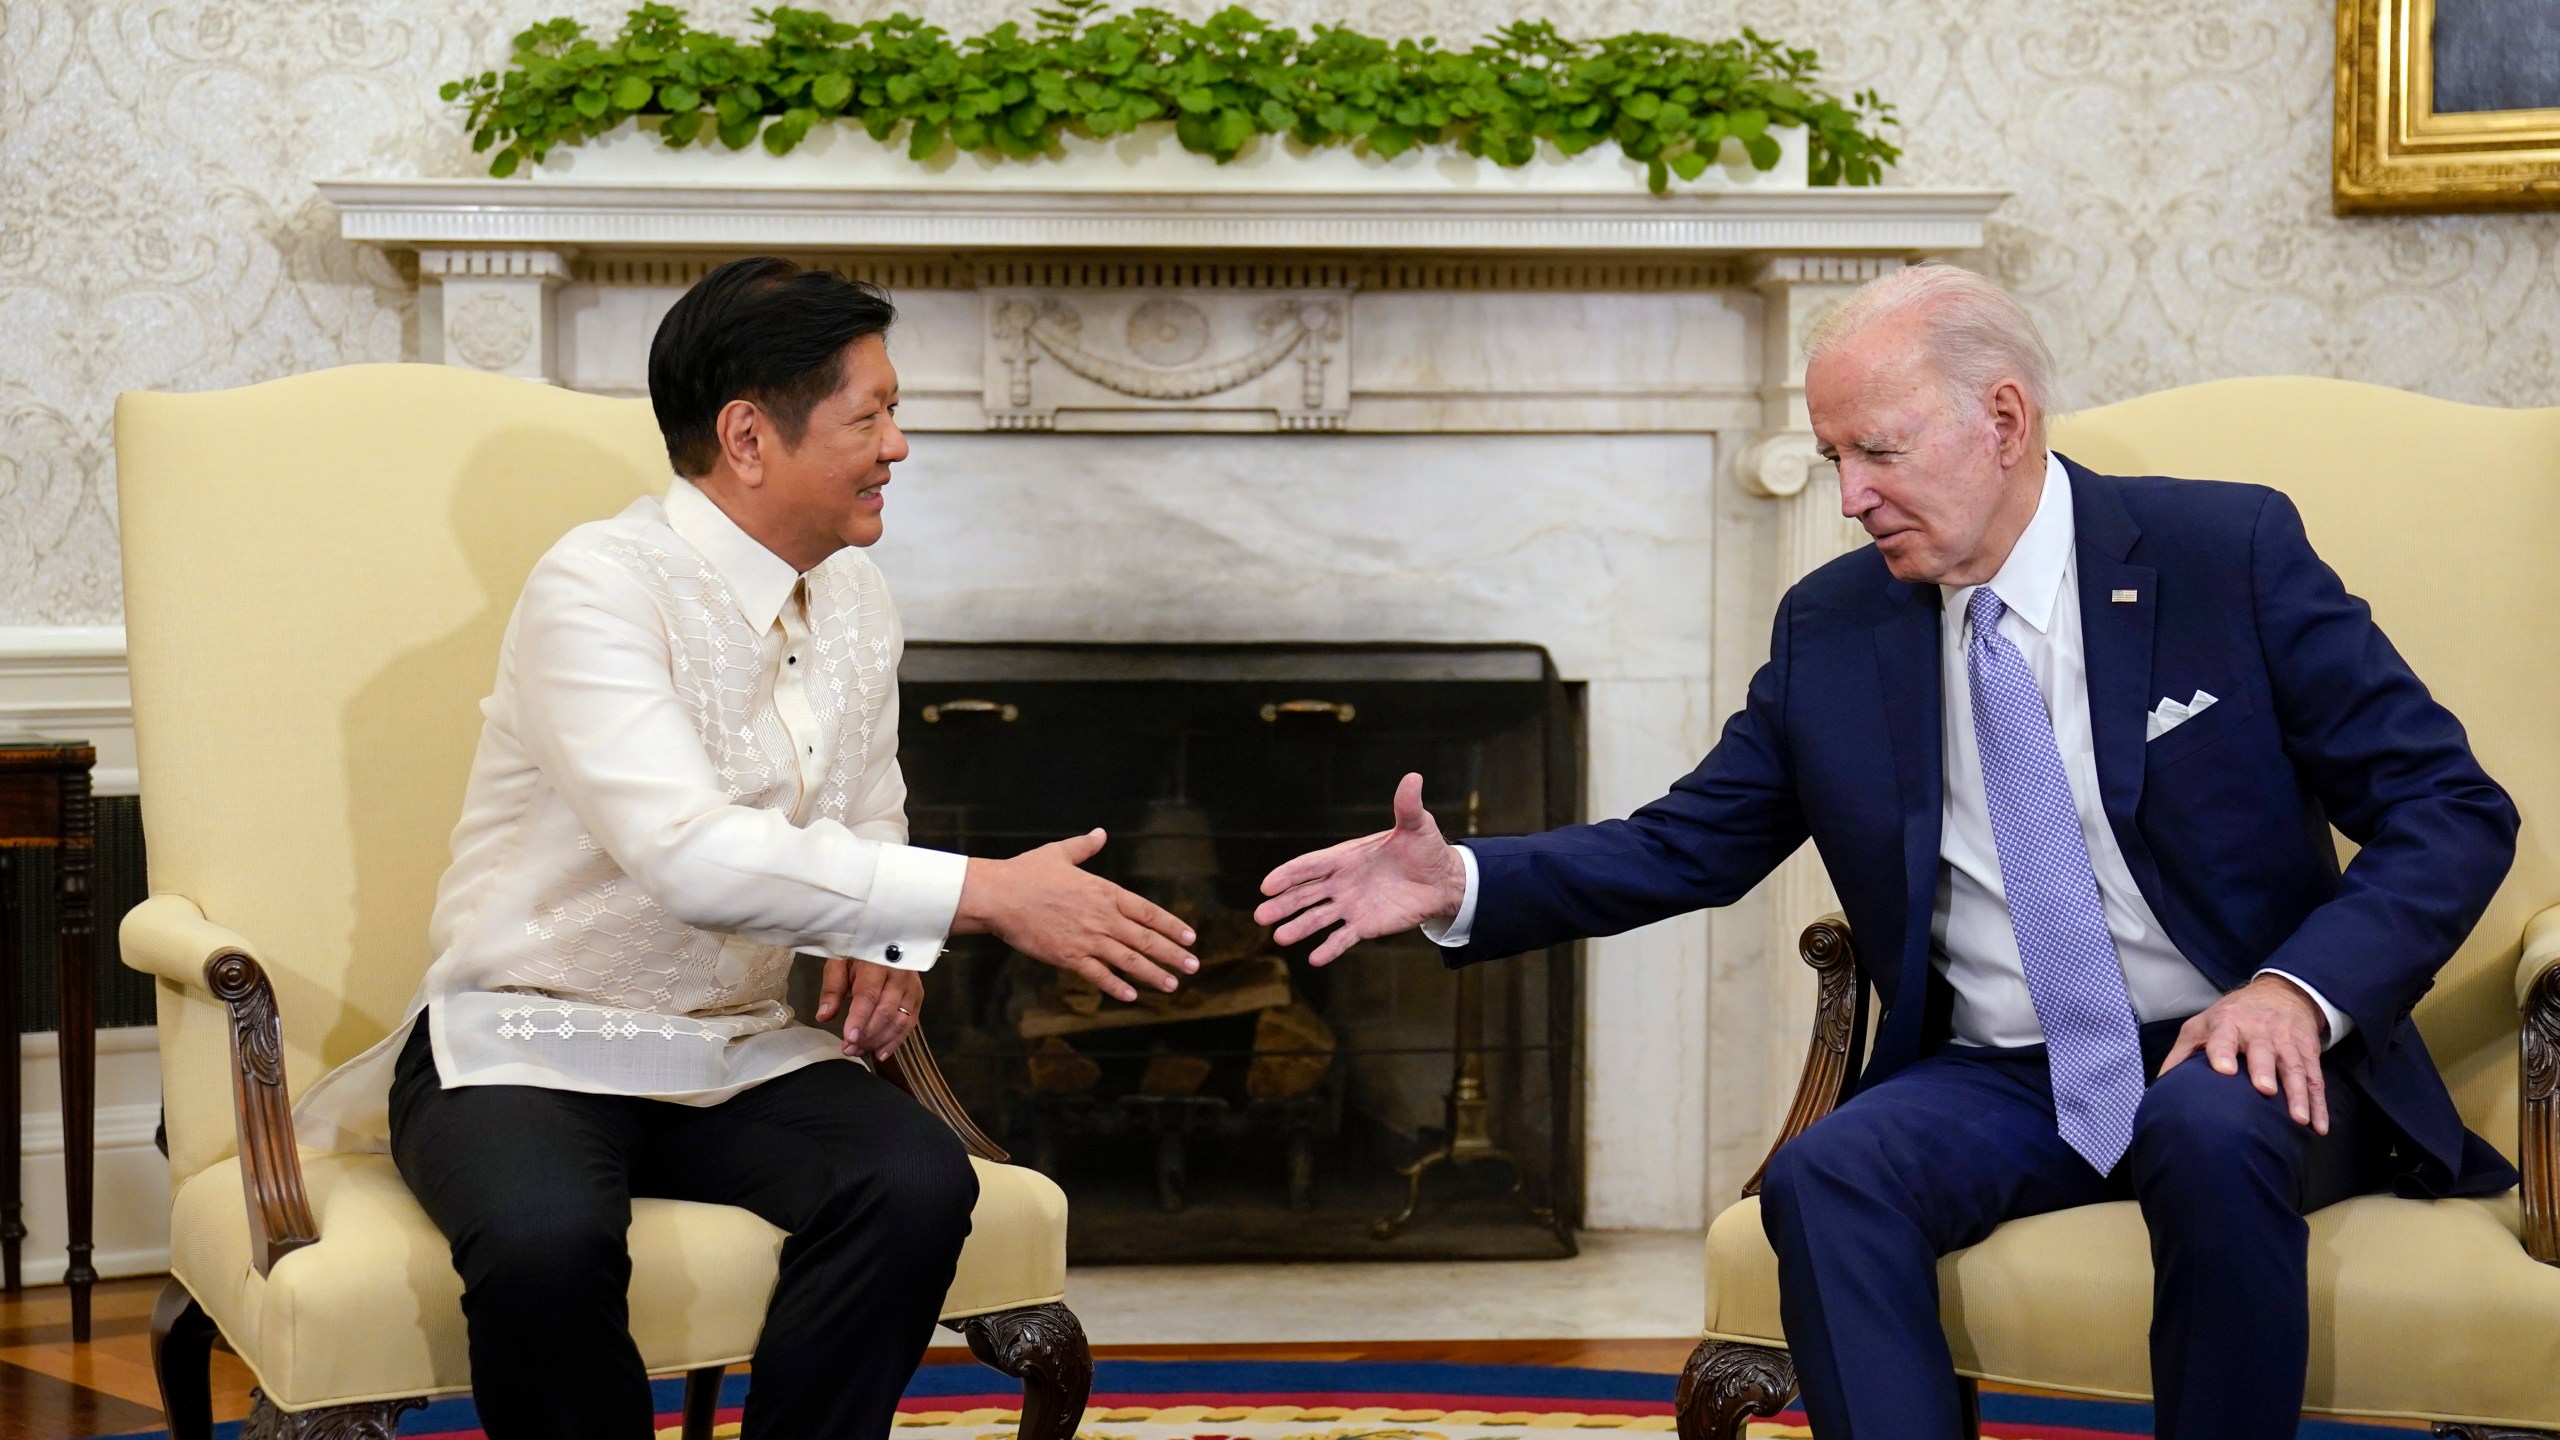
1943, 452, 2073, 636
664, 476, 801, 633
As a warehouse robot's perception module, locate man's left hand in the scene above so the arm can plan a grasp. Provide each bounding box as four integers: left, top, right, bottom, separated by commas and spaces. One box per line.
2159, 973, 2331, 1134
816, 958, 923, 1061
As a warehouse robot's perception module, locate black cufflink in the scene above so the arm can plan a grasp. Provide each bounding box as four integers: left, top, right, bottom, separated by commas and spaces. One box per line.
884, 943, 903, 963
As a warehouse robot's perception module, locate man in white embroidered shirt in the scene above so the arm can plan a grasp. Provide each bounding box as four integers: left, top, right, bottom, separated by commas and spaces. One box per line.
295, 258, 1203, 1439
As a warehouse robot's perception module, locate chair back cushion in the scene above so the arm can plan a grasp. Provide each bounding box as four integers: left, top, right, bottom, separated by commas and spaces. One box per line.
2051, 378, 2560, 1151
116, 365, 670, 1183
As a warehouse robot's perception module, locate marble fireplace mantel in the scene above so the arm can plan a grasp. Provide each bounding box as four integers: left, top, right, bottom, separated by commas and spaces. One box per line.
321, 176, 2006, 448
318, 178, 2005, 256
326, 174, 2007, 1230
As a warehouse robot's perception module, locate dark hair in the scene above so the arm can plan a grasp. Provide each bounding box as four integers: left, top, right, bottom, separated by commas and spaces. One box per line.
648, 257, 897, 477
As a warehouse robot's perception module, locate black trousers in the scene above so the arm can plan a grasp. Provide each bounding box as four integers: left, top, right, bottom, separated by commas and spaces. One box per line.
390, 1020, 977, 1440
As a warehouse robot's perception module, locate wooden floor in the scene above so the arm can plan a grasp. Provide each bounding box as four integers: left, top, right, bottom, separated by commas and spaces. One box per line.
0, 1277, 1696, 1439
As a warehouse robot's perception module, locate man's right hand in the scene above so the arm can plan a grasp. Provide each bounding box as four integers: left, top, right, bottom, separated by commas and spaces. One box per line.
1254, 773, 1468, 966
953, 830, 1198, 1002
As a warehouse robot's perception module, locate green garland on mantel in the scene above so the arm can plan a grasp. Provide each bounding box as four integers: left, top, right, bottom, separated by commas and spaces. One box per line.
443, 1, 1900, 193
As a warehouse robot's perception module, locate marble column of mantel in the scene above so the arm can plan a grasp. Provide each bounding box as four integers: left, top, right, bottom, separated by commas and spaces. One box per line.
323, 173, 2009, 1228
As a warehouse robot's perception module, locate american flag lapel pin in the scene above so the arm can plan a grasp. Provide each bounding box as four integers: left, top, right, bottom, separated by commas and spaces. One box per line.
2111, 589, 2139, 603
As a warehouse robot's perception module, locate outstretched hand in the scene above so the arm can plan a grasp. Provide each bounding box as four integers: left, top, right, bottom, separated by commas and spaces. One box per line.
1254, 773, 1469, 966
954, 829, 1199, 1003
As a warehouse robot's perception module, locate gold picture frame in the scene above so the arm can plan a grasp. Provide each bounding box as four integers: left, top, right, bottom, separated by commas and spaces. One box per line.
2335, 0, 2560, 213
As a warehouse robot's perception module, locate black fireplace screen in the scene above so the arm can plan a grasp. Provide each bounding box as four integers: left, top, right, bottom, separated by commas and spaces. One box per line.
815, 642, 1583, 1262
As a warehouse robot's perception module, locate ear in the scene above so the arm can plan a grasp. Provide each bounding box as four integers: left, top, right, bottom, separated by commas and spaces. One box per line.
1985, 378, 2036, 470
714, 398, 768, 487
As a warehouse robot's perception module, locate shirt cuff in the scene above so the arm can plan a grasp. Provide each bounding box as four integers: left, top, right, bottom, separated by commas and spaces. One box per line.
2255, 968, 2355, 1049
1420, 845, 1481, 949
816, 844, 967, 971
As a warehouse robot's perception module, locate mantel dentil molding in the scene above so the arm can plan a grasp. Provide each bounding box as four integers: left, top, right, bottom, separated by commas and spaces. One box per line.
320, 178, 2006, 257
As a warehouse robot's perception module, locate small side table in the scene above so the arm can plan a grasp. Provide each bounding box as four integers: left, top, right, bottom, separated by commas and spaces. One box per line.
0, 741, 97, 1342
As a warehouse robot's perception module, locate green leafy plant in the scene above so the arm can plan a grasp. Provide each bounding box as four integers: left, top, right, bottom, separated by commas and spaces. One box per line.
442, 2, 1900, 192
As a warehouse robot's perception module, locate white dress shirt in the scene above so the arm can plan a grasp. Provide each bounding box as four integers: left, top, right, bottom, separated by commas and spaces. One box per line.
297, 478, 970, 1152
1432, 454, 2348, 1050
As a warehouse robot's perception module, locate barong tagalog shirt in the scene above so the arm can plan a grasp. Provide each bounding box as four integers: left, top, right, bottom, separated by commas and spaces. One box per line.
295, 477, 970, 1152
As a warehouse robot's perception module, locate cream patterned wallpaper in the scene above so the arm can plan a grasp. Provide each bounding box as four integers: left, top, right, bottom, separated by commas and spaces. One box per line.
3, 0, 2556, 624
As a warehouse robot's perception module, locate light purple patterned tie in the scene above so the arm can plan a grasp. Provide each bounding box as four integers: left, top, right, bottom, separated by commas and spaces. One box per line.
1966, 587, 2146, 1173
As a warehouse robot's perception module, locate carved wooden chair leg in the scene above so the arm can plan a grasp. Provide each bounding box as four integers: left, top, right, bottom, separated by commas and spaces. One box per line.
953, 1303, 1094, 1440
1957, 1376, 1982, 1439
240, 1391, 426, 1438
682, 1365, 728, 1440
1674, 1340, 1798, 1440
150, 1279, 219, 1440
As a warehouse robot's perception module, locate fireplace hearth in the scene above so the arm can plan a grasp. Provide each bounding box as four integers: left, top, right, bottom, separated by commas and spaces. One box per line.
815, 642, 1583, 1262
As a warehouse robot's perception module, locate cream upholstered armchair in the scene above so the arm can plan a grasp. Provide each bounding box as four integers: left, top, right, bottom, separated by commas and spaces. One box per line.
116, 365, 1089, 1440
1679, 378, 2560, 1438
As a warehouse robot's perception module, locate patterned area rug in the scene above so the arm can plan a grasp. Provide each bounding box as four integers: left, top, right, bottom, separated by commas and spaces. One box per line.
102, 1358, 2420, 1438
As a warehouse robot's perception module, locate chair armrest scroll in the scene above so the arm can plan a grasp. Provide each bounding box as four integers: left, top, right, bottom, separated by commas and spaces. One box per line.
879, 1033, 1011, 1164
126, 896, 320, 1276
1742, 916, 1862, 1199
2517, 905, 2560, 1266
121, 893, 256, 994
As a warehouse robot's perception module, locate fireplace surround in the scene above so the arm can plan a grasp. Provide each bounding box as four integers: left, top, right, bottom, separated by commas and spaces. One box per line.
825, 641, 1582, 1262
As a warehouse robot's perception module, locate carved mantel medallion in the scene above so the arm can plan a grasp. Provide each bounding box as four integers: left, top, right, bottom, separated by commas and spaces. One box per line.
983, 286, 1351, 432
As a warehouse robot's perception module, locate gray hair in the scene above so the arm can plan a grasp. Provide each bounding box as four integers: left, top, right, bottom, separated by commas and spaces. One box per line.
1802, 262, 2061, 443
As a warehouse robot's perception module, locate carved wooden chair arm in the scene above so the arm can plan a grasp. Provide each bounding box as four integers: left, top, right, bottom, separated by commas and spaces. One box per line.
1741, 916, 1863, 1199
120, 895, 319, 1278
880, 1036, 1011, 1164
2517, 904, 2560, 1265
203, 950, 321, 1277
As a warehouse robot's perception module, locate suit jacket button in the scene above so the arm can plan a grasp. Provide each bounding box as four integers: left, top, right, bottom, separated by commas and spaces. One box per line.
885, 943, 903, 963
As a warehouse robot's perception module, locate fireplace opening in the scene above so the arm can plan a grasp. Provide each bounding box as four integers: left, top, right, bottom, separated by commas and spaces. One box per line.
802, 642, 1583, 1262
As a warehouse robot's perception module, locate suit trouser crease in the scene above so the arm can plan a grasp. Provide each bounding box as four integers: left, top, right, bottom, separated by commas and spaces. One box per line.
389, 1020, 979, 1440
1758, 1020, 2379, 1440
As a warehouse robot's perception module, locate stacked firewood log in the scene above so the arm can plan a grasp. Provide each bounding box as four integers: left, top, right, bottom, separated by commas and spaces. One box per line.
1020, 908, 1334, 1100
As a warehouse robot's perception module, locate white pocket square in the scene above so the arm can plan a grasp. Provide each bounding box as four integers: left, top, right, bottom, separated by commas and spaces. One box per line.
2145, 689, 2219, 742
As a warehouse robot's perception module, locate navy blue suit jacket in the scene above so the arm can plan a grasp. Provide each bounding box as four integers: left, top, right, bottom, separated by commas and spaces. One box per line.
1449, 458, 2520, 1196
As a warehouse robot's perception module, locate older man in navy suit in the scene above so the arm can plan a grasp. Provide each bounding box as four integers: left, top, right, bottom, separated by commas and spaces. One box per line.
1254, 264, 2519, 1440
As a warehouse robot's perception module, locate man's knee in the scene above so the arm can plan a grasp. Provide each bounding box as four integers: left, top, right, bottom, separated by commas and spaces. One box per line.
1760, 1112, 1884, 1230
824, 1114, 979, 1241
451, 1205, 632, 1308
2129, 1058, 2301, 1199
888, 1124, 980, 1229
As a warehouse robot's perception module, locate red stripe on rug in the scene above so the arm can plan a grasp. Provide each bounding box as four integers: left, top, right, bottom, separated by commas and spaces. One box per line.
1977, 1429, 2146, 1440
1718, 1414, 2140, 1440
413, 1393, 1675, 1440
898, 1392, 1675, 1415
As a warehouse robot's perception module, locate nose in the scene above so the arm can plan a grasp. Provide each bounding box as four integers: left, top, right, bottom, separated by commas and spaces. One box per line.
1833, 459, 1877, 520
881, 414, 910, 464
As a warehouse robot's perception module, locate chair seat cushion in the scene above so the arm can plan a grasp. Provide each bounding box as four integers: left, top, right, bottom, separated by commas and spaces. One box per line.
1704, 1191, 2560, 1426
170, 1150, 1066, 1410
